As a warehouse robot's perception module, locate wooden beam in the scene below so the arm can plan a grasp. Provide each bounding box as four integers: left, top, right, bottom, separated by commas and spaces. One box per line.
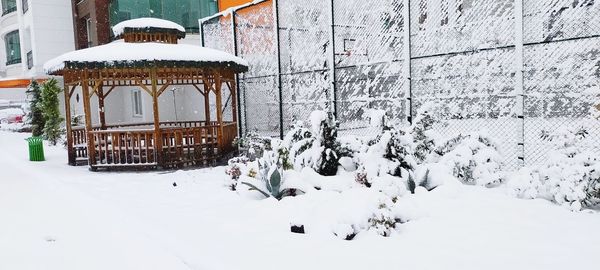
215, 74, 224, 150
230, 76, 238, 124
157, 81, 172, 97
135, 80, 153, 96
64, 80, 75, 165
151, 67, 162, 167
68, 85, 77, 99
104, 85, 117, 98
192, 84, 205, 95
81, 71, 96, 168
97, 83, 106, 130
203, 82, 211, 124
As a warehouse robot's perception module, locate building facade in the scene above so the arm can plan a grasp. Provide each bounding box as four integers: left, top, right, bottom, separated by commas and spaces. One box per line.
218, 0, 250, 11
0, 0, 75, 103
72, 0, 219, 49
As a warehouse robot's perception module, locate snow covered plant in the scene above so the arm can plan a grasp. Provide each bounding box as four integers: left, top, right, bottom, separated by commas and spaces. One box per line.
410, 103, 440, 164
358, 127, 415, 182
437, 133, 506, 187
233, 131, 272, 161
510, 127, 600, 210
240, 152, 302, 200
40, 78, 65, 145
226, 157, 249, 191
368, 202, 403, 237
284, 111, 342, 176
26, 80, 45, 137
333, 196, 405, 240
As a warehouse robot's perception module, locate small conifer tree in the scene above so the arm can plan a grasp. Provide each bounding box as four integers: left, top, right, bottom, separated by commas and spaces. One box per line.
41, 78, 64, 145
26, 80, 45, 137
316, 111, 340, 176
411, 105, 437, 164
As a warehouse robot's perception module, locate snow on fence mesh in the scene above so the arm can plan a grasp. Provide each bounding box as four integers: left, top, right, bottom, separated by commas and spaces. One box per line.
201, 0, 600, 169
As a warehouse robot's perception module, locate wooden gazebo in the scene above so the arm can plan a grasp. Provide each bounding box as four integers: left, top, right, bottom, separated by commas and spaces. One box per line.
45, 18, 248, 170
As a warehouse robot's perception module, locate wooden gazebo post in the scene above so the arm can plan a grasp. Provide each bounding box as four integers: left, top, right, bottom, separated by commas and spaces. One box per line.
81, 71, 96, 166
203, 82, 211, 125
97, 82, 107, 130
215, 72, 224, 150
151, 67, 162, 167
63, 79, 74, 165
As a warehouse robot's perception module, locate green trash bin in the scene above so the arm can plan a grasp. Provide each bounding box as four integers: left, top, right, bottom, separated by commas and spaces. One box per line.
27, 137, 45, 162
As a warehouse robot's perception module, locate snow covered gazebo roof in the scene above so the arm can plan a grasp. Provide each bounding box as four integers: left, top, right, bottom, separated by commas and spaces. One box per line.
44, 41, 248, 74
44, 17, 248, 75
112, 18, 187, 39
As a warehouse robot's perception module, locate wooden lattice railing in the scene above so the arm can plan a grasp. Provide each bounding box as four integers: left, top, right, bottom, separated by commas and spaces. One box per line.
68, 121, 237, 169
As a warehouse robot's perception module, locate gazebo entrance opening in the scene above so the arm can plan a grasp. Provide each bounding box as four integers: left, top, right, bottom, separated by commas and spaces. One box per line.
45, 18, 248, 170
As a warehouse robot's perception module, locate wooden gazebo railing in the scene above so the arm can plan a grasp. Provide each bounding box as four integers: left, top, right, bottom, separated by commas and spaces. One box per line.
69, 120, 238, 169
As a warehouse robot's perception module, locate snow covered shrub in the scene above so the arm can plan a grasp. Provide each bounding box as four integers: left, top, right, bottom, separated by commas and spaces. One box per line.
233, 131, 272, 161
368, 202, 402, 237
437, 133, 506, 187
285, 111, 342, 176
240, 151, 302, 200
516, 127, 600, 210
225, 165, 242, 191
410, 103, 440, 164
407, 169, 434, 194
226, 157, 250, 190
362, 127, 415, 179
355, 171, 370, 187
332, 196, 404, 240
41, 78, 64, 145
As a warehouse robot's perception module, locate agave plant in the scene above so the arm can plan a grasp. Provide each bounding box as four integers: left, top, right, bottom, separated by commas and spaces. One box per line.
241, 153, 301, 200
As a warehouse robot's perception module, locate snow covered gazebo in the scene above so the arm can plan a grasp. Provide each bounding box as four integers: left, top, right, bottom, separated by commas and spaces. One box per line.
45, 18, 248, 170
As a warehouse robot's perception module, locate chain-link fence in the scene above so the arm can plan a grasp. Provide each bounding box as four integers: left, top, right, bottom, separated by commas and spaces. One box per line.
201, 0, 600, 169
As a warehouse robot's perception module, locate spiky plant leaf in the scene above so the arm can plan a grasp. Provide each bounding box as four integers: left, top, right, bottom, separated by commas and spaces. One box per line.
408, 173, 416, 194
240, 182, 270, 198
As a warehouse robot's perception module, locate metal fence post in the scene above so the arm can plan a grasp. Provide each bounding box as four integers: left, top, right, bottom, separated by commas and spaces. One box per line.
515, 0, 525, 167
328, 0, 338, 118
403, 0, 412, 124
200, 20, 205, 47
274, 0, 284, 139
231, 10, 243, 138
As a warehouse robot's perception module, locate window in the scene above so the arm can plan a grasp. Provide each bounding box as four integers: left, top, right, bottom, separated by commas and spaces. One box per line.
21, 0, 28, 13
1, 0, 16, 15
26, 50, 32, 69
109, 0, 219, 34
132, 89, 143, 117
4, 30, 21, 65
86, 17, 93, 47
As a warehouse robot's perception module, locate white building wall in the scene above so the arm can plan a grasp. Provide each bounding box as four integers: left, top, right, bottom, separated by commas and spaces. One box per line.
0, 0, 74, 103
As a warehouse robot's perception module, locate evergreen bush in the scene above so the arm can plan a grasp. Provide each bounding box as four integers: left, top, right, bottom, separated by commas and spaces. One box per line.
26, 80, 45, 137
40, 78, 64, 145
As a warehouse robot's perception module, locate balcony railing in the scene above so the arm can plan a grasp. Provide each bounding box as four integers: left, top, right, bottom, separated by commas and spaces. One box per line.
26, 51, 33, 69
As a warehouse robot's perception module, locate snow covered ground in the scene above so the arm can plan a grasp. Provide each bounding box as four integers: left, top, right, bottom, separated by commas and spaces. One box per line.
1, 130, 599, 270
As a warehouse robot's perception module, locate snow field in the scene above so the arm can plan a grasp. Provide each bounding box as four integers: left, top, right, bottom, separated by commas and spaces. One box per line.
1, 131, 600, 270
